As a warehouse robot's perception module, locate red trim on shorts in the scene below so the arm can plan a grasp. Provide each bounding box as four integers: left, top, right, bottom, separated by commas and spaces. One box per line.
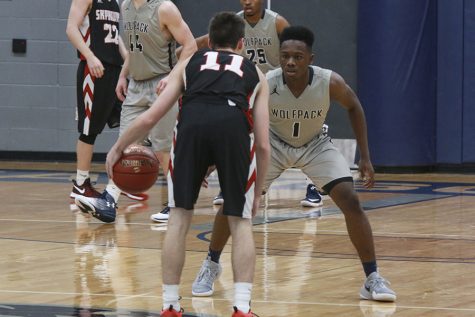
82, 65, 95, 119
79, 28, 91, 61
245, 143, 257, 191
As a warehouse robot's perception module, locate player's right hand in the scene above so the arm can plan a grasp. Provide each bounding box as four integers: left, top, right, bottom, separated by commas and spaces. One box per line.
106, 146, 122, 180
116, 76, 128, 101
86, 54, 105, 78
156, 75, 169, 95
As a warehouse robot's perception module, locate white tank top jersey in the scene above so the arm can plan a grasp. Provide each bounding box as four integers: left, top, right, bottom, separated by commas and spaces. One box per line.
122, 0, 177, 80
266, 66, 332, 147
237, 9, 280, 74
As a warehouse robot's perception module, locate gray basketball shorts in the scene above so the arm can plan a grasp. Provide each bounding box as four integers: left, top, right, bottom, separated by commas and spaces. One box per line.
264, 132, 352, 192
120, 74, 178, 152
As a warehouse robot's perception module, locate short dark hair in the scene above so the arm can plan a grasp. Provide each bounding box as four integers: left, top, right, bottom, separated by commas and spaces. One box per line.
209, 12, 245, 49
279, 26, 314, 50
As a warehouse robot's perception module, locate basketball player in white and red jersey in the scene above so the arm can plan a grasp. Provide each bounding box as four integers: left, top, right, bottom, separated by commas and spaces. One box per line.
190, 0, 324, 297
105, 12, 270, 316
66, 0, 128, 208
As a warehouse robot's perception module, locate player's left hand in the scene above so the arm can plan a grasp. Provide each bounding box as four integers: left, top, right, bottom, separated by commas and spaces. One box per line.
156, 75, 169, 95
201, 165, 217, 188
252, 195, 261, 217
358, 158, 375, 189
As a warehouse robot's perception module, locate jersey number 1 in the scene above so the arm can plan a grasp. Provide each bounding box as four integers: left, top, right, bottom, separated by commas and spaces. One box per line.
292, 122, 300, 138
200, 51, 244, 77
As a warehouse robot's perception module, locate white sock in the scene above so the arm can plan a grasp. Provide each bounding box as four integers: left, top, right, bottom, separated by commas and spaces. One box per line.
105, 181, 121, 202
234, 282, 252, 313
76, 169, 89, 186
162, 284, 180, 311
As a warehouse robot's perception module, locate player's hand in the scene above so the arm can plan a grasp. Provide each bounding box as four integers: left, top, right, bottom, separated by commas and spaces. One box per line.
106, 146, 122, 180
358, 158, 375, 189
156, 75, 169, 95
115, 76, 128, 101
252, 195, 261, 217
86, 54, 105, 78
201, 165, 216, 188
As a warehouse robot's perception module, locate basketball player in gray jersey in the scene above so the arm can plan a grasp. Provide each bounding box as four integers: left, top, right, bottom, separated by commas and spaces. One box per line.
192, 26, 397, 302
237, 3, 283, 74
186, 1, 321, 210
75, 0, 197, 223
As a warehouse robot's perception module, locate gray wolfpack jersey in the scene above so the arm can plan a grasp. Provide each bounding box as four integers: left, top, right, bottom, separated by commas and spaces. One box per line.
267, 66, 332, 147
237, 9, 280, 74
122, 0, 177, 80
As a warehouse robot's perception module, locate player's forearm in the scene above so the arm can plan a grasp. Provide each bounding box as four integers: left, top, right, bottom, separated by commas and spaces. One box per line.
348, 106, 371, 160
115, 116, 154, 153
195, 34, 209, 50
66, 26, 94, 60
119, 54, 130, 79
254, 141, 270, 196
177, 40, 197, 62
118, 37, 128, 62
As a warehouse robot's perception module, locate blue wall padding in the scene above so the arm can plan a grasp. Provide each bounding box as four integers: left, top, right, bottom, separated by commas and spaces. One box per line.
436, 0, 464, 164
463, 1, 475, 162
358, 0, 438, 166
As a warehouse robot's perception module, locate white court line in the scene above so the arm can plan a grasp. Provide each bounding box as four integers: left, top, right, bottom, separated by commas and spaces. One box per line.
0, 290, 474, 313
0, 218, 156, 227
252, 227, 475, 240
1, 218, 474, 240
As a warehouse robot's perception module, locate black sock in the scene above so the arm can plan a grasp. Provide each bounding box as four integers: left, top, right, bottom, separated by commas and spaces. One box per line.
208, 248, 222, 263
362, 260, 377, 277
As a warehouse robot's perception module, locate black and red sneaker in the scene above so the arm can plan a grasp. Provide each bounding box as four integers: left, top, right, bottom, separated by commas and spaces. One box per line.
232, 306, 259, 317
160, 305, 183, 317
70, 178, 101, 199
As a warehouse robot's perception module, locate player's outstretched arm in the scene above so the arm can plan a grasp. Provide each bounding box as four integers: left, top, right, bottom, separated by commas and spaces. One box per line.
251, 68, 271, 216
330, 71, 375, 188
106, 58, 188, 178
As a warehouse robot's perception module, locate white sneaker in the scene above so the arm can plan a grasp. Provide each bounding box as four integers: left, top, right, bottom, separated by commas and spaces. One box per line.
192, 257, 222, 296
150, 206, 170, 222
360, 272, 397, 302
212, 191, 224, 205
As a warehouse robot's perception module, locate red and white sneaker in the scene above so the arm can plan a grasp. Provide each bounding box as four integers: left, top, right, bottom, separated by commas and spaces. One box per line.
121, 191, 149, 201
70, 178, 101, 199
160, 305, 183, 317
232, 306, 259, 317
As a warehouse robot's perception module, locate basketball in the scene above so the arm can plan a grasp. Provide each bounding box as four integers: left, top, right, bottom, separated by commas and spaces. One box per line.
113, 144, 159, 194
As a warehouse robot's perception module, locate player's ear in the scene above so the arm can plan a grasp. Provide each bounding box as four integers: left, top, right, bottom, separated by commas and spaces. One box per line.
310, 52, 315, 65
237, 38, 244, 52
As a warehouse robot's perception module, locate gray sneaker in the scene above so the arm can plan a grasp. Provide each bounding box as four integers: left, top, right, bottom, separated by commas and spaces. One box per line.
360, 272, 396, 302
192, 257, 222, 296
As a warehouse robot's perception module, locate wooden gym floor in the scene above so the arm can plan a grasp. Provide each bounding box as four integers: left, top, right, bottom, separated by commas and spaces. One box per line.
0, 161, 474, 316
